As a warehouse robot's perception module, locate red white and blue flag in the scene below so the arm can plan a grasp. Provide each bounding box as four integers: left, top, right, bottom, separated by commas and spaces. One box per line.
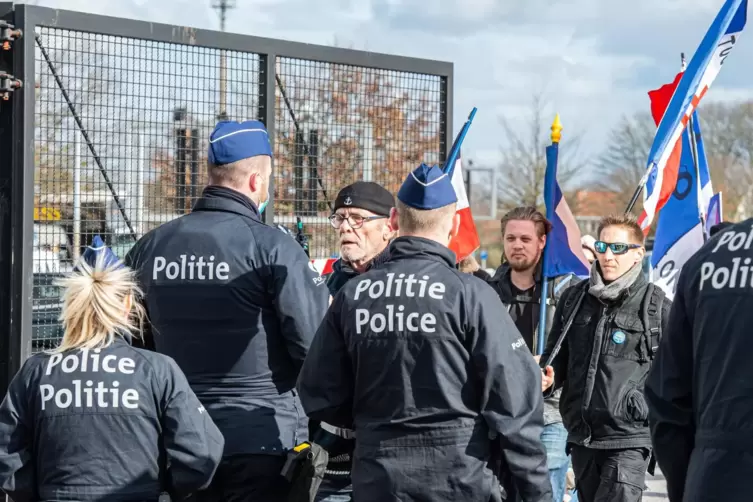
639, 0, 747, 233
448, 154, 481, 261
542, 142, 590, 279
706, 192, 724, 234
650, 83, 713, 299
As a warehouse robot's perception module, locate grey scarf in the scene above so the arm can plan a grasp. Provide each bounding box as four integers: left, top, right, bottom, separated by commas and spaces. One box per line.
588, 261, 643, 301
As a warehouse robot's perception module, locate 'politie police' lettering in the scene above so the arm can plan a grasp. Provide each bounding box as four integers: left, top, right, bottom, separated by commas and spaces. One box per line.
41, 349, 139, 410
353, 273, 445, 334
700, 224, 753, 291
153, 254, 230, 281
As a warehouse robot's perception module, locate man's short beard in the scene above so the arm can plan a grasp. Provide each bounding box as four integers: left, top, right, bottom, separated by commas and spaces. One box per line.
508, 255, 540, 273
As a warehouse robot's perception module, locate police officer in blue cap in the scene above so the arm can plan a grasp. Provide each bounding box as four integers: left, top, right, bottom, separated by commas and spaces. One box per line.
297, 163, 553, 502
0, 236, 224, 501
125, 120, 329, 501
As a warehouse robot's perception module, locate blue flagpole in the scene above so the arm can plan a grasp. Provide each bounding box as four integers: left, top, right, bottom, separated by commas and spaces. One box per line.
443, 107, 477, 176
536, 114, 562, 356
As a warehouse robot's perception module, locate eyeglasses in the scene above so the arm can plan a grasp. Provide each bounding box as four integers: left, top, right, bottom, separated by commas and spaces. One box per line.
329, 213, 386, 229
594, 241, 642, 255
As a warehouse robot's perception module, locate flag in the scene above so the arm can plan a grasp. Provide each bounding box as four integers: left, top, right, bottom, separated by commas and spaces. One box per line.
706, 192, 724, 234
651, 91, 713, 300
448, 154, 480, 261
639, 0, 746, 233
542, 142, 590, 279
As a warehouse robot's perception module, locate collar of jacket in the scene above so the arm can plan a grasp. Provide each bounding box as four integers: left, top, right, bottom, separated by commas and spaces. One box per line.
388, 236, 456, 268
332, 245, 391, 276
490, 262, 541, 300
192, 186, 262, 223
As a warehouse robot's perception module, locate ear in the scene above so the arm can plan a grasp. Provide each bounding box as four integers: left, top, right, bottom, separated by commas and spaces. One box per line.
635, 246, 646, 263
389, 207, 400, 233
450, 212, 460, 239
248, 171, 262, 193
540, 233, 547, 250
123, 293, 133, 316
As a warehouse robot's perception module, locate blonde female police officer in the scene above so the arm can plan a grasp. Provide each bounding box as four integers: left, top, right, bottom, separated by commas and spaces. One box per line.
0, 236, 224, 502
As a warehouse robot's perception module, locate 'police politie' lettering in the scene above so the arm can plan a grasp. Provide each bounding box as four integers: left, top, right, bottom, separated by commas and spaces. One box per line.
153, 254, 230, 281
701, 224, 753, 290
353, 273, 445, 334
40, 349, 140, 411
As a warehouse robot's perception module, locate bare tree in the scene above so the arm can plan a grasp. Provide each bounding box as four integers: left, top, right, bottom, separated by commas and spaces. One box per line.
495, 94, 585, 212
595, 101, 753, 220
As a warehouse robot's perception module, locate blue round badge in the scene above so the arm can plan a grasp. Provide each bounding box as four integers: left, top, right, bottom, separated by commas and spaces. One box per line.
612, 331, 626, 344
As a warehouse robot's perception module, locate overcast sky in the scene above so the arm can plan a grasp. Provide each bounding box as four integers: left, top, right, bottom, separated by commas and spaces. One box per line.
32, 0, 753, 170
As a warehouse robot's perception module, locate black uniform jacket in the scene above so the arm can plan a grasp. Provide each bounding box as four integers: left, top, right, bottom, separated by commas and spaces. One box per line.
0, 336, 224, 502
125, 188, 329, 457
297, 236, 552, 502
646, 219, 753, 502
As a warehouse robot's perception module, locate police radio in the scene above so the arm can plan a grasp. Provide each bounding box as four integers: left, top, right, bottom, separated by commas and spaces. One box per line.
295, 216, 310, 258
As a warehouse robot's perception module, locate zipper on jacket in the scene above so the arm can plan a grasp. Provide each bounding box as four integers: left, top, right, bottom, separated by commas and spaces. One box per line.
581, 304, 607, 446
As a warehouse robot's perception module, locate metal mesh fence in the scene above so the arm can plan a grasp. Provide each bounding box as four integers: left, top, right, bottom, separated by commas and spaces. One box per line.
273, 57, 445, 257
32, 26, 261, 352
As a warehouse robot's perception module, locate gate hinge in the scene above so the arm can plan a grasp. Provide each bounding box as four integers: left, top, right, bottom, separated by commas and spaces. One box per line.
0, 73, 22, 100
0, 20, 22, 50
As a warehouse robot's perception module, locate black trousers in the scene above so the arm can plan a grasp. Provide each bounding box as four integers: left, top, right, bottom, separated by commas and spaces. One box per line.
570, 445, 650, 502
191, 454, 289, 502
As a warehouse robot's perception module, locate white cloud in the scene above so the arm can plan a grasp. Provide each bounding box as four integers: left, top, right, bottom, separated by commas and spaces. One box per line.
30, 0, 753, 174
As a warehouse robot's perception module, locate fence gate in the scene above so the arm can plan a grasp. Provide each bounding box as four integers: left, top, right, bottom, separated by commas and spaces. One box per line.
0, 3, 452, 393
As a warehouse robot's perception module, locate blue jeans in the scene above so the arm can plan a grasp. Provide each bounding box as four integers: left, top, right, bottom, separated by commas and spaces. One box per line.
541, 422, 569, 502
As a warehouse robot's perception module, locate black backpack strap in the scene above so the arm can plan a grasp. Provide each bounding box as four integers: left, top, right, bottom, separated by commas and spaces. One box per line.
641, 284, 664, 361
543, 280, 588, 368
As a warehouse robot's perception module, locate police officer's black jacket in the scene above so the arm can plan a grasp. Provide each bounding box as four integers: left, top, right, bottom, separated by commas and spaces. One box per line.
125, 187, 329, 457
645, 219, 753, 502
325, 247, 391, 296
297, 236, 552, 502
0, 336, 224, 502
542, 265, 670, 450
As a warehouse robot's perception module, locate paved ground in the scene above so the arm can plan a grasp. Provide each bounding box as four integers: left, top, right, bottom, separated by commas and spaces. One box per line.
644, 469, 669, 501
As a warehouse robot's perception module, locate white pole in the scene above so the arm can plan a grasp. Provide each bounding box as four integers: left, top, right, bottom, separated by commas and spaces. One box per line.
136, 134, 145, 236
73, 134, 81, 261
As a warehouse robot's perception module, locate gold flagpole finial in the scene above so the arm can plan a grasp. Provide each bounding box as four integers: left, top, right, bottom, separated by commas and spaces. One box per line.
551, 114, 563, 143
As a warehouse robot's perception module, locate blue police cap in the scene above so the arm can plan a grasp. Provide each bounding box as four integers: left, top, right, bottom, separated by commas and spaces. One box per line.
397, 163, 457, 210
77, 235, 123, 271
207, 120, 272, 165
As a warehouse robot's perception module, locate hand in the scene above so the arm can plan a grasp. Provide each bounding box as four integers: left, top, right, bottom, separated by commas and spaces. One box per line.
541, 366, 554, 392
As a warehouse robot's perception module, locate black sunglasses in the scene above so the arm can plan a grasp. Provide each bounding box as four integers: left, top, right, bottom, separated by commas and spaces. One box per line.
594, 241, 641, 255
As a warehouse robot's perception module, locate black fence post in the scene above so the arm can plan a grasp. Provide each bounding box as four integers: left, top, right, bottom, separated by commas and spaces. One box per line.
307, 129, 319, 216
0, 2, 32, 395
293, 130, 305, 214
258, 53, 275, 226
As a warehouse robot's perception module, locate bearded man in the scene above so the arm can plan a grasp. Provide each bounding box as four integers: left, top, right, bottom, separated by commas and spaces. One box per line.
488, 206, 578, 502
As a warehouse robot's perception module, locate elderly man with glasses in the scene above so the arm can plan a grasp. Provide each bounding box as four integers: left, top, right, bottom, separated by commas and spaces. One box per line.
313, 181, 396, 502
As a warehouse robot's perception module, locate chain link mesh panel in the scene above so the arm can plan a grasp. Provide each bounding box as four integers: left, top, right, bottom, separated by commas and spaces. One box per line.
273, 57, 444, 258
32, 26, 261, 352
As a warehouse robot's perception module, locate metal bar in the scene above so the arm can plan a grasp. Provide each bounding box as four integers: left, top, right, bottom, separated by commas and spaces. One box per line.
73, 134, 81, 260
275, 73, 332, 211
441, 74, 454, 164
258, 54, 275, 225
23, 6, 452, 77
136, 134, 145, 236
34, 33, 137, 240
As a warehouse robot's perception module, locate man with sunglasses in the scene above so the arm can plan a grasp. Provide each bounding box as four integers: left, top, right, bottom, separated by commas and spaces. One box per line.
313, 181, 395, 502
541, 214, 670, 502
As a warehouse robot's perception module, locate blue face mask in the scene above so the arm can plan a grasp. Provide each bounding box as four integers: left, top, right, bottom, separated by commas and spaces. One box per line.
258, 189, 270, 214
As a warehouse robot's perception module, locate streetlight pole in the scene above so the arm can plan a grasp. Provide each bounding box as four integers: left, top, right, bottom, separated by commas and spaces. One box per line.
211, 0, 236, 120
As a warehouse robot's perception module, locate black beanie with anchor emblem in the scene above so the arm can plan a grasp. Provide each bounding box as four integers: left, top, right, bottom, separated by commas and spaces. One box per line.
333, 181, 395, 216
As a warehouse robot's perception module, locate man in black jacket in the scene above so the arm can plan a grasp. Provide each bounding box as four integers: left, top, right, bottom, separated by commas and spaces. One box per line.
645, 219, 751, 502
541, 214, 671, 502
315, 181, 395, 502
488, 206, 577, 502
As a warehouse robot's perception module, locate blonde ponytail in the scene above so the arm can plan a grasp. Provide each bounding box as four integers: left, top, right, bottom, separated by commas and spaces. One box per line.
53, 251, 146, 353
